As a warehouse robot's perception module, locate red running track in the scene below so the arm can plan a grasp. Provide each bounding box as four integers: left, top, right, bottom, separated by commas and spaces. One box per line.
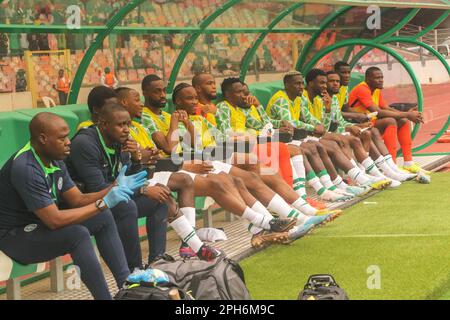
383, 82, 450, 154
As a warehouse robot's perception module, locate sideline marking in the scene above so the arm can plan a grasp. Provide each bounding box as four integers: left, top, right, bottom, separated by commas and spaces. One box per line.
313, 233, 450, 239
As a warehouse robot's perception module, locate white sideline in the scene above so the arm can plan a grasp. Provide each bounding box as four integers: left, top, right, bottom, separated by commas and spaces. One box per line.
312, 233, 450, 239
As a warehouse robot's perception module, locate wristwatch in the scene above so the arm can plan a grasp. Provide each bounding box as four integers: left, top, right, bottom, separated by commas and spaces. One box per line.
140, 185, 148, 195
95, 198, 108, 211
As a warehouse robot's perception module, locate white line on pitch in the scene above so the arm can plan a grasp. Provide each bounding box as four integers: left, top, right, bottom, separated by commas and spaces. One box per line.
313, 234, 450, 239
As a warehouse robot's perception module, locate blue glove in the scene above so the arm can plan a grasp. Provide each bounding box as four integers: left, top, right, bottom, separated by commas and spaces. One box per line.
116, 165, 148, 191
104, 186, 134, 209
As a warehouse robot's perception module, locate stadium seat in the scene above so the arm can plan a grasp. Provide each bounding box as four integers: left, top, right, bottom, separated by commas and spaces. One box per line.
248, 86, 273, 108
16, 109, 80, 138
52, 104, 91, 124
42, 96, 57, 108
0, 112, 32, 167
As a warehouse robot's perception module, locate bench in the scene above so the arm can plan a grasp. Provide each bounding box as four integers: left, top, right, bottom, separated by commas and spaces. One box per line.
0, 251, 62, 300
0, 196, 224, 300
0, 81, 298, 299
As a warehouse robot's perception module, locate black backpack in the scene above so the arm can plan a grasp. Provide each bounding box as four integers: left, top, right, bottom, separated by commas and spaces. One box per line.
298, 274, 349, 300
150, 254, 251, 300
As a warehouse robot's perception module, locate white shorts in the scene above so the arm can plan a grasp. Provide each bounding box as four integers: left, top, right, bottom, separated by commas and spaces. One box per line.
178, 161, 232, 180
288, 135, 320, 147
304, 136, 320, 142
178, 170, 197, 181
149, 170, 216, 209
288, 140, 303, 146
211, 161, 233, 175
147, 171, 173, 187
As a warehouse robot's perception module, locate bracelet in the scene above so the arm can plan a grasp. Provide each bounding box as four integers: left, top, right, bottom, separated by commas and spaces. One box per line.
132, 146, 142, 163
140, 185, 148, 195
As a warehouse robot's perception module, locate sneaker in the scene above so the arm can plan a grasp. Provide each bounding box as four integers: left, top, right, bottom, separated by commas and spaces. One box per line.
307, 198, 327, 210
269, 218, 296, 233
196, 227, 228, 242
197, 245, 222, 261
284, 224, 314, 243
302, 214, 331, 228
315, 209, 343, 221
251, 230, 289, 249
388, 178, 401, 188
333, 188, 355, 197
320, 190, 353, 202
380, 167, 413, 182
366, 179, 392, 190
345, 185, 372, 197
179, 243, 197, 259
403, 173, 418, 181
402, 163, 430, 174
366, 174, 387, 183
397, 167, 418, 177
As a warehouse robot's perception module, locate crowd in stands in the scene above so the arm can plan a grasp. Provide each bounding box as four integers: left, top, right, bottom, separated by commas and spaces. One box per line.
0, 53, 431, 298
1, 0, 390, 97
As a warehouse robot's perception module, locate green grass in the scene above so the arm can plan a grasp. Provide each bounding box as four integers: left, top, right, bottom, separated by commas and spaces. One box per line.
240, 172, 450, 300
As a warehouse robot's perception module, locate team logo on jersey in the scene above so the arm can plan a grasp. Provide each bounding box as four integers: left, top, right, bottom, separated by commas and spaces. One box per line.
58, 177, 63, 191
24, 224, 37, 232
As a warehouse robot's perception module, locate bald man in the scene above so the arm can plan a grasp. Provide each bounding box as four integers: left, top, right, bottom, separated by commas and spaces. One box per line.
0, 112, 148, 300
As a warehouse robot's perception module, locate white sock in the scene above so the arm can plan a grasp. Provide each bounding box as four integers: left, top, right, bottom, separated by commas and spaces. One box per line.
251, 201, 273, 219
242, 207, 271, 230
350, 159, 358, 168
171, 215, 203, 253
375, 156, 407, 181
292, 197, 317, 216
267, 194, 298, 219
180, 207, 196, 228
318, 172, 336, 190
247, 223, 262, 235
362, 157, 384, 178
384, 155, 401, 172
307, 176, 327, 196
296, 213, 308, 225
247, 201, 273, 235
333, 175, 348, 190
291, 157, 307, 199
348, 167, 371, 185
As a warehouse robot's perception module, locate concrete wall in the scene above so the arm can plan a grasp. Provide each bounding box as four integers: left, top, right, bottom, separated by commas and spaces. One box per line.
0, 92, 33, 112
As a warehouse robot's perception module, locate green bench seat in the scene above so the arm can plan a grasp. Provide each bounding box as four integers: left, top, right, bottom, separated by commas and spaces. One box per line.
52, 104, 91, 124
0, 112, 32, 167
16, 108, 81, 139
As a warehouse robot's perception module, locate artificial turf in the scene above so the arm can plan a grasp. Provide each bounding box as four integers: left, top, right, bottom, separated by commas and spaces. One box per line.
240, 172, 450, 300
